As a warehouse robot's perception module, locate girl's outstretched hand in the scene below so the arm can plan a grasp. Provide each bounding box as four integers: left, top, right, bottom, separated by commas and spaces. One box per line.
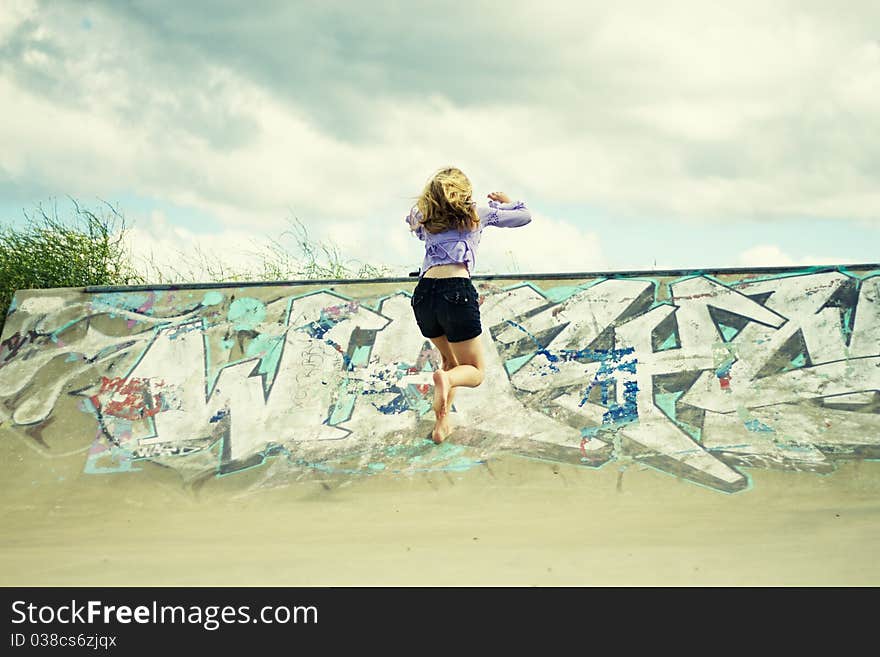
487, 191, 511, 204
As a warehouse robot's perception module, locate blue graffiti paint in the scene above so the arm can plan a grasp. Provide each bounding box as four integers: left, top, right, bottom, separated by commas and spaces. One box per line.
715, 359, 735, 378
302, 318, 332, 340
532, 344, 635, 374
576, 347, 638, 413
602, 380, 639, 425
298, 304, 363, 345
597, 358, 636, 375
536, 349, 561, 372
558, 345, 636, 363
375, 393, 409, 415
209, 409, 228, 423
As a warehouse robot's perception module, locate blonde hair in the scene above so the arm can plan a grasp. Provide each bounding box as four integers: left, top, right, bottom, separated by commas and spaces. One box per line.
414, 166, 480, 234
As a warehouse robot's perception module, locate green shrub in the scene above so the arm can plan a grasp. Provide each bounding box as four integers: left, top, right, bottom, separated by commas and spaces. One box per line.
1, 199, 393, 334
0, 198, 144, 326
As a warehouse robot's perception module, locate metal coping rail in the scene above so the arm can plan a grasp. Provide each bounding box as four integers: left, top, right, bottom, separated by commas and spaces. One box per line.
59, 262, 880, 294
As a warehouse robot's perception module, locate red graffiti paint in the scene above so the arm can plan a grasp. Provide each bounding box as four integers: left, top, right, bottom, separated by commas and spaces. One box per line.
580, 437, 590, 458
127, 292, 157, 328
324, 301, 359, 319
417, 384, 429, 395
719, 374, 731, 390
90, 376, 164, 420
136, 292, 156, 314
0, 332, 36, 366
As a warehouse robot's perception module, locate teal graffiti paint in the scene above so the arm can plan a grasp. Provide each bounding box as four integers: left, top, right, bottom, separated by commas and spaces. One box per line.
658, 332, 679, 351
329, 379, 358, 425
227, 297, 266, 331
654, 391, 684, 421
718, 324, 740, 342
92, 292, 153, 314
202, 291, 224, 306
350, 344, 371, 367
504, 354, 534, 376
744, 419, 775, 433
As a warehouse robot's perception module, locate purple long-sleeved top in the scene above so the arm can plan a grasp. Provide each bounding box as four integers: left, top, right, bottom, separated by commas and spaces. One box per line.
405, 200, 531, 277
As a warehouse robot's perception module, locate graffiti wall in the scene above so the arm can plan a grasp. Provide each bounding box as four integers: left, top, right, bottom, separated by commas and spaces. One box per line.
1, 265, 878, 493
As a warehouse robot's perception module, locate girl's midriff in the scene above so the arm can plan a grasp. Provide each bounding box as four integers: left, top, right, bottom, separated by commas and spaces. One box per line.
422, 263, 470, 279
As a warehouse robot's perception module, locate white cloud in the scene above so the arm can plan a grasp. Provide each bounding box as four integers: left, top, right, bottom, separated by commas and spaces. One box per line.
0, 0, 36, 42
122, 211, 270, 283
122, 209, 408, 283
476, 213, 606, 275
737, 244, 864, 268
737, 245, 797, 267
1, 0, 878, 280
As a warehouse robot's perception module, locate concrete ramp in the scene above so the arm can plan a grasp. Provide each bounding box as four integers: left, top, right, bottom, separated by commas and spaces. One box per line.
2, 265, 878, 494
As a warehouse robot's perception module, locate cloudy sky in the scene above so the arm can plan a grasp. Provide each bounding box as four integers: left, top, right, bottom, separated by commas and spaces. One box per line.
1, 0, 878, 280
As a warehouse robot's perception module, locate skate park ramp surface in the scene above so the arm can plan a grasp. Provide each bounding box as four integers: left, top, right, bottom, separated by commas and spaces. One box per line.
1, 264, 879, 585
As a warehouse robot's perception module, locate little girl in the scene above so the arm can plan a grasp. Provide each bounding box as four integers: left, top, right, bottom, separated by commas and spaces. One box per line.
405, 166, 532, 443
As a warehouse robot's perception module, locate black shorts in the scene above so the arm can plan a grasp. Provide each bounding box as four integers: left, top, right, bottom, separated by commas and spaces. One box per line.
410, 277, 482, 343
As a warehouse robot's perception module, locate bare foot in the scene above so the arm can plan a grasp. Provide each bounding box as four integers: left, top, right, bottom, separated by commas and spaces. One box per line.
432, 369, 450, 418
431, 415, 453, 444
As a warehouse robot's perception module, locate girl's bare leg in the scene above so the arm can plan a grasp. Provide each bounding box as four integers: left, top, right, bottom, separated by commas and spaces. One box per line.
428, 335, 462, 410
430, 335, 485, 442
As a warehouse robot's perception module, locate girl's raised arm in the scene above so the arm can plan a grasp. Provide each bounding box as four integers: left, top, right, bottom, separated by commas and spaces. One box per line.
481, 199, 532, 228
405, 207, 426, 240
